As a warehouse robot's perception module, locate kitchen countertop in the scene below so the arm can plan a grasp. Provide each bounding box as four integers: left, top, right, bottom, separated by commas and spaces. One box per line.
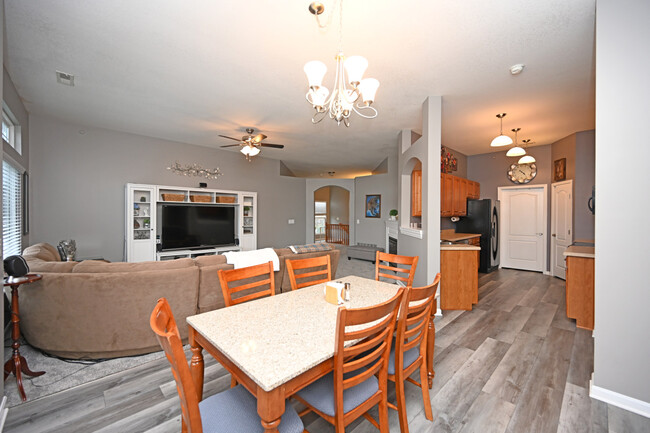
441, 244, 480, 251
564, 246, 595, 258
440, 232, 481, 242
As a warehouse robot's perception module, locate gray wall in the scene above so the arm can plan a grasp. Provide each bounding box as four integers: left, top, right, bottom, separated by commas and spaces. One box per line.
574, 130, 595, 240
29, 114, 307, 261
550, 133, 576, 182
354, 154, 398, 247
594, 0, 650, 407
329, 186, 350, 224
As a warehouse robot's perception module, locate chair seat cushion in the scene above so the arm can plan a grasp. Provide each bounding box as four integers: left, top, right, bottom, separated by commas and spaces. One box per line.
296, 370, 379, 417
199, 385, 303, 433
388, 343, 420, 375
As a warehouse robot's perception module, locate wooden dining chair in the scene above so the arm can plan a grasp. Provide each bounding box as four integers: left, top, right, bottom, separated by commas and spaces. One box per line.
149, 298, 305, 433
294, 287, 405, 433
286, 255, 332, 291
218, 261, 275, 307
375, 251, 419, 287
388, 274, 441, 433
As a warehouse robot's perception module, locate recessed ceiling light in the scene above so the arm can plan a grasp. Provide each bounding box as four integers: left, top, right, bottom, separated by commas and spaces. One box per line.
56, 70, 75, 86
510, 64, 525, 75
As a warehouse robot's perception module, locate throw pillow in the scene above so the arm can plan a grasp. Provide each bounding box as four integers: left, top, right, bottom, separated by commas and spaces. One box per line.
288, 243, 333, 254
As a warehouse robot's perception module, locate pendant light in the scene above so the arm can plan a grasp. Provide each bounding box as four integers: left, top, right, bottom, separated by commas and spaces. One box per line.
506, 128, 526, 157
490, 113, 513, 147
518, 139, 536, 164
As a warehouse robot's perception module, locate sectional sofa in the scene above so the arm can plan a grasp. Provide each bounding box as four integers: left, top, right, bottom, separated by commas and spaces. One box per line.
20, 243, 340, 359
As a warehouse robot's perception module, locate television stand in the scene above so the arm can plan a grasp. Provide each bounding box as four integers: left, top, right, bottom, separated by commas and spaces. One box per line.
157, 246, 240, 261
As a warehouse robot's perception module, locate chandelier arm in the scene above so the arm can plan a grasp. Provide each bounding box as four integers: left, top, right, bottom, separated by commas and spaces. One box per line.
312, 110, 327, 124
352, 103, 378, 119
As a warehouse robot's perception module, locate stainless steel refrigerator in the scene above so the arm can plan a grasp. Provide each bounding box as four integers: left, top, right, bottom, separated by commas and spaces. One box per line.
455, 199, 500, 273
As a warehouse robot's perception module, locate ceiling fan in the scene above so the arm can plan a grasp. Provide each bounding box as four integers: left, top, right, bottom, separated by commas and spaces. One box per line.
219, 128, 285, 161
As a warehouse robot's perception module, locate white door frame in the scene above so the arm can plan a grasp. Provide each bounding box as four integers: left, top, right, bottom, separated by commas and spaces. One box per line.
551, 180, 574, 279
497, 184, 548, 273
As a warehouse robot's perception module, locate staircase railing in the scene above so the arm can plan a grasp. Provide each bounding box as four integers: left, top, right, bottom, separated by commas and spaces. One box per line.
325, 223, 349, 245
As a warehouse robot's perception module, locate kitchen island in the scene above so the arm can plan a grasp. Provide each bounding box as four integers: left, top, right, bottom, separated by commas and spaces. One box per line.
564, 245, 595, 330
440, 243, 480, 310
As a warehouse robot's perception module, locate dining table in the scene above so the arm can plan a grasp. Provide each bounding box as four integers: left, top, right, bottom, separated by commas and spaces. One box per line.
186, 274, 436, 433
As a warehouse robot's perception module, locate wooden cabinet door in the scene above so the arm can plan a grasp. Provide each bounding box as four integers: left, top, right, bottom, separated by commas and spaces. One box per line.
411, 169, 422, 217
451, 176, 462, 216
459, 178, 469, 216
441, 174, 453, 216
468, 181, 480, 199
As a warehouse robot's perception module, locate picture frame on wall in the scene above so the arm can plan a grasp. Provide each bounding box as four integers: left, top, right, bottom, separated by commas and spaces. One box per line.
365, 194, 381, 218
554, 158, 567, 182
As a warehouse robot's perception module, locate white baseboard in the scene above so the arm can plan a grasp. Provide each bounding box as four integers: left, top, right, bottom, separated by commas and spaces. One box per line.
0, 396, 8, 432
435, 308, 442, 317
590, 376, 650, 418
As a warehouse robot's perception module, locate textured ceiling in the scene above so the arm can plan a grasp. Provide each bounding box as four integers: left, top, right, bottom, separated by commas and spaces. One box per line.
4, 0, 596, 178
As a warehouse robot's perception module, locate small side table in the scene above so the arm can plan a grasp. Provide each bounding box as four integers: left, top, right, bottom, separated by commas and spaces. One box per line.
3, 273, 44, 401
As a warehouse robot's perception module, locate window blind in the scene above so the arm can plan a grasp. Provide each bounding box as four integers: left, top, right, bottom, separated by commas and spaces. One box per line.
3, 159, 22, 257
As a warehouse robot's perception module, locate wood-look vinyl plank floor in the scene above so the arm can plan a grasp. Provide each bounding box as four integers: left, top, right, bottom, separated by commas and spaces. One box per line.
5, 269, 650, 433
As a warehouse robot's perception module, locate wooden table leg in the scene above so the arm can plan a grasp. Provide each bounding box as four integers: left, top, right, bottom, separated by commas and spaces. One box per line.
188, 327, 204, 401
4, 285, 45, 401
426, 312, 436, 389
257, 386, 285, 433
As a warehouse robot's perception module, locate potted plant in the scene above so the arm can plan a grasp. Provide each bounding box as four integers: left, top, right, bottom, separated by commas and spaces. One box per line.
244, 206, 251, 217
389, 209, 398, 221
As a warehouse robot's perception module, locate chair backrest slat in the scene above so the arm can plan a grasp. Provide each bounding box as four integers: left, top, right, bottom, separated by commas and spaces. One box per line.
375, 252, 418, 287
150, 298, 203, 433
286, 255, 332, 291
218, 261, 276, 307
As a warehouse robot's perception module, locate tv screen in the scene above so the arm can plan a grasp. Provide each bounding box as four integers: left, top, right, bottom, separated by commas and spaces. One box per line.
159, 204, 236, 251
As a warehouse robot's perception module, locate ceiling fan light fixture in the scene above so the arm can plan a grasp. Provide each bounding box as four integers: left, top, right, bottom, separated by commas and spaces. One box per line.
490, 113, 513, 147
506, 146, 526, 157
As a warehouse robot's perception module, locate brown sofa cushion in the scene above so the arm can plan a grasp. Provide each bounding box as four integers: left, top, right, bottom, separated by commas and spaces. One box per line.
194, 254, 228, 267
25, 259, 78, 274
72, 258, 195, 273
23, 243, 60, 262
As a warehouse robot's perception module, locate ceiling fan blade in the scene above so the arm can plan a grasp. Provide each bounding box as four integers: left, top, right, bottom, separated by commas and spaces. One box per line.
260, 143, 284, 149
252, 134, 267, 143
218, 135, 242, 142
220, 144, 241, 148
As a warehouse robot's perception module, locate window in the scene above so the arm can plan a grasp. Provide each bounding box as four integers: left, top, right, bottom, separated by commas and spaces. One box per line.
3, 160, 22, 257
2, 104, 21, 154
314, 201, 327, 240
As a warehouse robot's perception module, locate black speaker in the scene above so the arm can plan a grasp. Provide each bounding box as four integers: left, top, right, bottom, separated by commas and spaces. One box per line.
4, 255, 29, 278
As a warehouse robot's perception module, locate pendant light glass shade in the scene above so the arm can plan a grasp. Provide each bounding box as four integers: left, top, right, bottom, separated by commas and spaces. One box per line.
490, 113, 512, 147
506, 146, 526, 157
518, 154, 536, 164
304, 61, 327, 88
344, 56, 368, 85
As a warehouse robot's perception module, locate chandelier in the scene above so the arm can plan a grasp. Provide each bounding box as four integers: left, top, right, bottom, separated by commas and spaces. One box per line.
167, 162, 223, 180
303, 1, 379, 127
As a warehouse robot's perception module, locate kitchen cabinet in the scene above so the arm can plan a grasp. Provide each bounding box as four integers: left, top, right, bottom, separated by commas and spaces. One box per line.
440, 246, 479, 310
411, 169, 422, 217
440, 173, 480, 217
564, 247, 595, 330
441, 174, 453, 216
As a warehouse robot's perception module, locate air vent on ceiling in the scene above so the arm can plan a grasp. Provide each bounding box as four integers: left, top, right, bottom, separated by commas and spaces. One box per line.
56, 70, 75, 86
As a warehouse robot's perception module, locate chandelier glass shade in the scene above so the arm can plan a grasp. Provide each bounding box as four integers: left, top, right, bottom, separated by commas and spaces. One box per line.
304, 0, 379, 127
490, 113, 513, 147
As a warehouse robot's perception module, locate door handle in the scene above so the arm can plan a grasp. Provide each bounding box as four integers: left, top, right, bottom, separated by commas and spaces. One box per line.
537, 233, 543, 236
552, 234, 556, 237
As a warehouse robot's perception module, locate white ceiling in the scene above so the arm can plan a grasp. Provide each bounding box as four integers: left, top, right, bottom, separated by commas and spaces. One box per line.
4, 0, 596, 178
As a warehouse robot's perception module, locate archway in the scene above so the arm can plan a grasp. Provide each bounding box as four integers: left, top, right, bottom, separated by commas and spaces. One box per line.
314, 186, 350, 245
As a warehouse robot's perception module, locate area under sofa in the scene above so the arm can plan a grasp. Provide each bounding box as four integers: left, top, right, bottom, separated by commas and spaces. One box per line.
20, 243, 340, 359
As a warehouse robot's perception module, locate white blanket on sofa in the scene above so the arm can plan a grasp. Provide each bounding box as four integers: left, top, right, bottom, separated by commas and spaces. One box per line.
222, 248, 280, 271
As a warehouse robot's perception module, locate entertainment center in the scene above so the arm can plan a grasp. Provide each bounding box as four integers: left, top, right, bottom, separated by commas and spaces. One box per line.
125, 183, 257, 262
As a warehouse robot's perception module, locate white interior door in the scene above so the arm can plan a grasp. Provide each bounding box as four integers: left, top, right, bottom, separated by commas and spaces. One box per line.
551, 180, 573, 279
498, 186, 547, 272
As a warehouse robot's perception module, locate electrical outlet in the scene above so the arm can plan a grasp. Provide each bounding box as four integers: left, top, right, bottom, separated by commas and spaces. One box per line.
288, 219, 295, 225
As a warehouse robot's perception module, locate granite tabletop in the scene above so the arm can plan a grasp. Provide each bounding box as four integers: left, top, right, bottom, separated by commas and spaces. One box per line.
186, 275, 400, 392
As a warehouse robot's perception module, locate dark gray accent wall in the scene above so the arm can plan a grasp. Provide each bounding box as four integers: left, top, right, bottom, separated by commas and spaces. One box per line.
354, 154, 398, 248
28, 114, 306, 260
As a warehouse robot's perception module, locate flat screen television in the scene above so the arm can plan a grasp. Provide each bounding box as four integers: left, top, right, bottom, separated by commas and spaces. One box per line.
158, 204, 236, 251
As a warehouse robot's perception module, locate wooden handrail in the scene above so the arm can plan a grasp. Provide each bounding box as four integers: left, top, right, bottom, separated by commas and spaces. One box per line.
325, 223, 349, 245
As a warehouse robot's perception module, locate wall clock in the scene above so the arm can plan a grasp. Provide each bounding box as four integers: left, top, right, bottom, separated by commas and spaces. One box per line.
507, 163, 537, 184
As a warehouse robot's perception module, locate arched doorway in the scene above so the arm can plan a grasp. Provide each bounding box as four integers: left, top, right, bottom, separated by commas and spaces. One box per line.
314, 186, 350, 245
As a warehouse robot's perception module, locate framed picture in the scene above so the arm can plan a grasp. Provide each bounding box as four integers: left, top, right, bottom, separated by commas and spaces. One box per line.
365, 194, 381, 218
554, 158, 566, 182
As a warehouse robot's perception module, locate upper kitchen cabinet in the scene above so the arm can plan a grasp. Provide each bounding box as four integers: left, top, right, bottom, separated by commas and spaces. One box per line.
441, 173, 480, 217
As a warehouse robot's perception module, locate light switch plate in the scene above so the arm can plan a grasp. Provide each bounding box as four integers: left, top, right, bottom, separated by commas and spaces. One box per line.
288, 219, 295, 224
